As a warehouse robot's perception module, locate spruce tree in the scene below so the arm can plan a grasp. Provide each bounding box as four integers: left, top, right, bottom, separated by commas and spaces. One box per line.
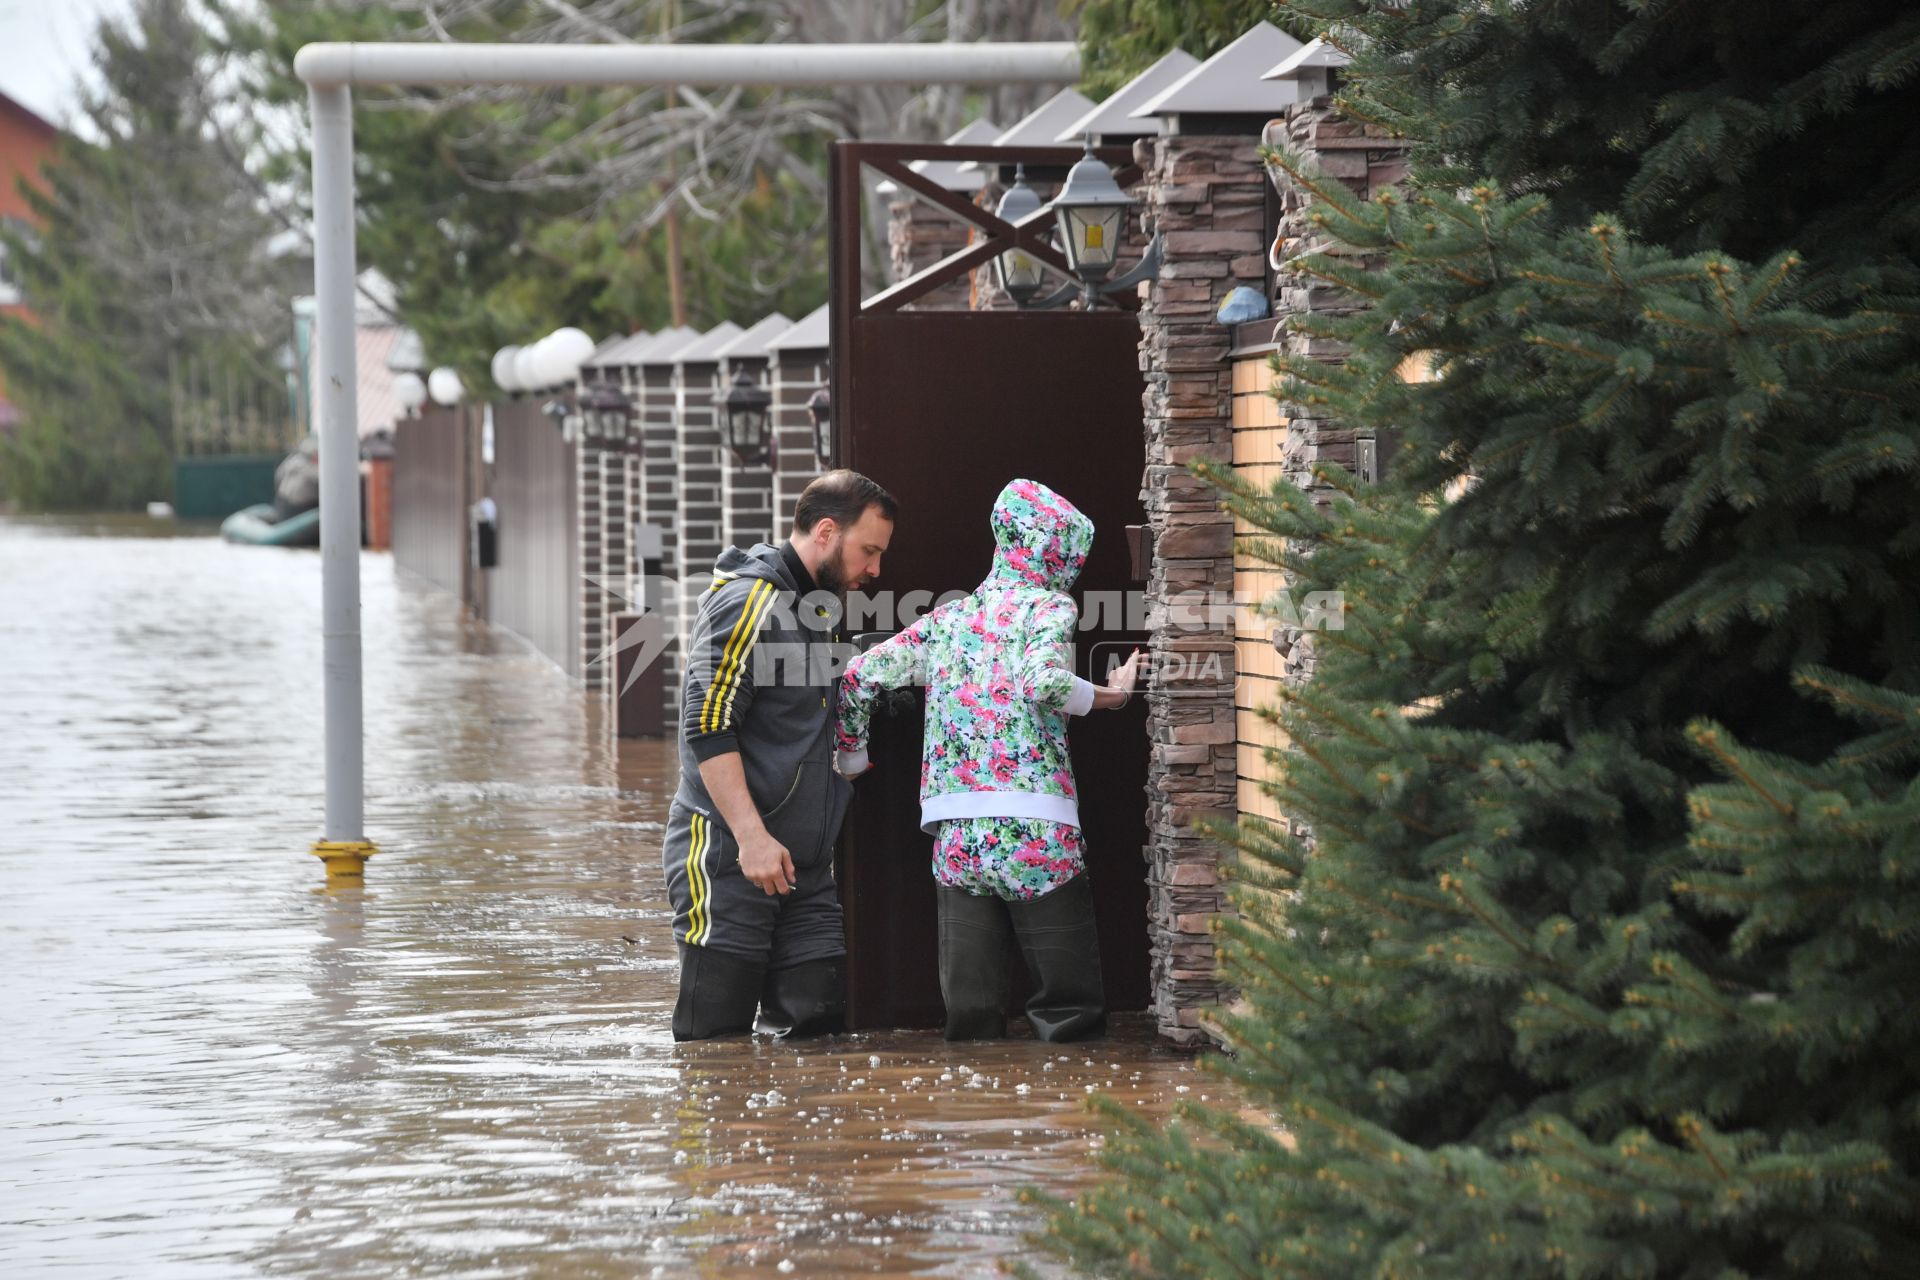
1035, 2, 1920, 1275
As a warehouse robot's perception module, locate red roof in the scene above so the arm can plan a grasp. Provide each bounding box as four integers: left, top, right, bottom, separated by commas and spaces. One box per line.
0, 89, 59, 138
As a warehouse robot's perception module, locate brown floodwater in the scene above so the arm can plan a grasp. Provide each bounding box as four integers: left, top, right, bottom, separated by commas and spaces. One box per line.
0, 515, 1212, 1278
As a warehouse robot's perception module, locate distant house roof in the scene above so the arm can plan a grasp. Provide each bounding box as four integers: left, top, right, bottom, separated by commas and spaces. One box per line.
766, 303, 829, 353
1054, 49, 1201, 142
0, 89, 58, 138
1133, 22, 1304, 119
714, 313, 794, 363
385, 327, 425, 372
672, 321, 746, 365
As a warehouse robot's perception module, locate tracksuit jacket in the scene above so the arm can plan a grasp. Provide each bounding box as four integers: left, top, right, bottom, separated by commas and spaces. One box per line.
662, 542, 852, 964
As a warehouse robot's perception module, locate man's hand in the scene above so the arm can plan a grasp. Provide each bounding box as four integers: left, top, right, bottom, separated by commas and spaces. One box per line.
739, 826, 797, 896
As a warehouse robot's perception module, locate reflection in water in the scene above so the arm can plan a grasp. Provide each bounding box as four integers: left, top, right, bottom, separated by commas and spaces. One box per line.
0, 518, 1207, 1277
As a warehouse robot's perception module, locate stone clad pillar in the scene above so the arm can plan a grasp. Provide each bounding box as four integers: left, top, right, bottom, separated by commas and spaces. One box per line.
1263, 97, 1412, 718
1136, 131, 1268, 1046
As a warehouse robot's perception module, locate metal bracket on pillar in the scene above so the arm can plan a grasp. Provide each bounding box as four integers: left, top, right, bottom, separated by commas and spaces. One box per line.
1014, 233, 1164, 312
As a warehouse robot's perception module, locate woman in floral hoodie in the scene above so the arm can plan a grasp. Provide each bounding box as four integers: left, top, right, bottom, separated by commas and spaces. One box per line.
837, 479, 1138, 1041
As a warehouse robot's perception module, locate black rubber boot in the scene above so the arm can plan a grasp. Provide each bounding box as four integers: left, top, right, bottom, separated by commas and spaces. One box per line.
672, 943, 766, 1041
936, 886, 1013, 1040
1008, 874, 1106, 1042
756, 957, 847, 1038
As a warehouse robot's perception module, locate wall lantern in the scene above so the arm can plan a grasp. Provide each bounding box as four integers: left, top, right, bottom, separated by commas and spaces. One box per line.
717, 368, 773, 467
806, 386, 832, 468
1002, 146, 1163, 313
579, 381, 637, 449
992, 165, 1047, 308
1051, 141, 1137, 306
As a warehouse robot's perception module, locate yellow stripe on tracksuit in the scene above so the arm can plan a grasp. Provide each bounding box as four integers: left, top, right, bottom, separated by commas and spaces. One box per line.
700, 579, 777, 734
685, 813, 711, 945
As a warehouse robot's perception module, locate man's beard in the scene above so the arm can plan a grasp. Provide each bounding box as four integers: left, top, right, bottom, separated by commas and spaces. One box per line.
814, 537, 862, 598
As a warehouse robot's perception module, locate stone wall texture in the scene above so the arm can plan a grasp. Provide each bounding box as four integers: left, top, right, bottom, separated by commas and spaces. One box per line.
1136, 131, 1268, 1046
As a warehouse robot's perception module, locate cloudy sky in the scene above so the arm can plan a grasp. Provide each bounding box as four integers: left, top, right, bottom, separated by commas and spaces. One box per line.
0, 0, 140, 126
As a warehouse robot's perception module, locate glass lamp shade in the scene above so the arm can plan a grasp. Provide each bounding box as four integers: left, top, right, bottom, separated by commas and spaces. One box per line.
543, 327, 596, 388
512, 343, 544, 391
491, 345, 521, 392
716, 369, 773, 466
1055, 202, 1126, 280
427, 366, 464, 406
392, 371, 428, 414
1050, 144, 1133, 284
578, 381, 634, 444
992, 166, 1047, 305
806, 386, 831, 466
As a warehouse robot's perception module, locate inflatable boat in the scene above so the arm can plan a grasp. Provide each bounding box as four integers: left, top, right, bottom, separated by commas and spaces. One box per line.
219, 503, 320, 547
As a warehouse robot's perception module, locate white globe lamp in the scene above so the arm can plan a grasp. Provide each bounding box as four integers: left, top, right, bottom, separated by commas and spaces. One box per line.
427, 366, 464, 406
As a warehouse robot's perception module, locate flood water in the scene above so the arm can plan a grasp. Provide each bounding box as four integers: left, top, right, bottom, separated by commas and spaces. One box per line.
0, 516, 1207, 1278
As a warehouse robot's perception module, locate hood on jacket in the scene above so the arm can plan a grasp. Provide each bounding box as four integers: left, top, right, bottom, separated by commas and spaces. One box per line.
711, 542, 793, 589
986, 478, 1093, 593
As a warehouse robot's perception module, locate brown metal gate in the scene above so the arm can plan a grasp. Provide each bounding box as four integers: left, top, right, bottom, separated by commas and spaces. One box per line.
829, 141, 1151, 1030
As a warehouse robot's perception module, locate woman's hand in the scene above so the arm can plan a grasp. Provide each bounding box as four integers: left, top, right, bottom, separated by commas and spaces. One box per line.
1095, 648, 1142, 710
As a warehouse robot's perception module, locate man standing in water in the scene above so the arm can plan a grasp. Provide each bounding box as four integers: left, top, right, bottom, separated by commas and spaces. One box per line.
662, 470, 896, 1040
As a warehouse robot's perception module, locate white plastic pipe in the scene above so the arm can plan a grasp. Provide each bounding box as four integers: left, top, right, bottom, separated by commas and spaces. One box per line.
294, 41, 1078, 89
298, 40, 1080, 855
309, 82, 364, 844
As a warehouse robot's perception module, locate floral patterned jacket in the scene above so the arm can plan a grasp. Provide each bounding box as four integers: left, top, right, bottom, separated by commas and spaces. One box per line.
836, 479, 1099, 833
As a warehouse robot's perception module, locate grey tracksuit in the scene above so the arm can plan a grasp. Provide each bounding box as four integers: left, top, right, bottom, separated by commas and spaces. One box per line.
662, 543, 855, 967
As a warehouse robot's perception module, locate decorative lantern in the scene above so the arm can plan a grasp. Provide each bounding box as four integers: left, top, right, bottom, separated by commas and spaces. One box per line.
806, 386, 832, 467
717, 368, 773, 467
1050, 142, 1134, 293
578, 381, 635, 448
992, 165, 1048, 307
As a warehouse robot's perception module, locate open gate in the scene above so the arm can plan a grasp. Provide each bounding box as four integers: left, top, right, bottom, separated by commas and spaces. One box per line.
828, 141, 1152, 1030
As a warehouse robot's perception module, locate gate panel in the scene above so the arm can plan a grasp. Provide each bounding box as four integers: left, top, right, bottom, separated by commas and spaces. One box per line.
835, 308, 1151, 1030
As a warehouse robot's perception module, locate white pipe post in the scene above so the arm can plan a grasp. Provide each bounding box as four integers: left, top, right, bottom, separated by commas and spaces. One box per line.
309, 82, 373, 879
292, 42, 1078, 90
